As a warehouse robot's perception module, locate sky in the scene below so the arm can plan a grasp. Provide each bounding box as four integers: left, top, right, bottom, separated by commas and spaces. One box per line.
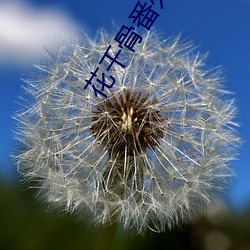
0, 0, 249, 210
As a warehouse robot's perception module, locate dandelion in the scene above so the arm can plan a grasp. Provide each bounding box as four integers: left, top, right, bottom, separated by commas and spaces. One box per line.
14, 29, 239, 234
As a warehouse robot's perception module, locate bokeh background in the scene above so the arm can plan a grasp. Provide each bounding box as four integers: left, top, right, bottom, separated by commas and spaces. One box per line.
1, 0, 249, 249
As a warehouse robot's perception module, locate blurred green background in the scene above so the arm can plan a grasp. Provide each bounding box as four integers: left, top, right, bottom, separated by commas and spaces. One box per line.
1, 175, 250, 250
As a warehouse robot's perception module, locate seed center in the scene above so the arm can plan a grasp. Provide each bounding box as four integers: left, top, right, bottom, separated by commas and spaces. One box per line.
90, 90, 164, 158
120, 107, 138, 131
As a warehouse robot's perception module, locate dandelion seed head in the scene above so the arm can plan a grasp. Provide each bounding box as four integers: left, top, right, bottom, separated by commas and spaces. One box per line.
14, 29, 240, 233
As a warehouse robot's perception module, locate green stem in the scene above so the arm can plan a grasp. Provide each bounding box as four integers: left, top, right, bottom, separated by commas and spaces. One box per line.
94, 221, 117, 250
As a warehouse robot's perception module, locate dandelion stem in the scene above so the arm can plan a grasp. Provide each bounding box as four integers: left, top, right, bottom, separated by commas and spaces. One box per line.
94, 221, 117, 250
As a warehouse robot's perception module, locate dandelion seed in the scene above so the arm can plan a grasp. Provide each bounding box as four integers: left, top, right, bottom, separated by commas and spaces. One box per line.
14, 29, 240, 233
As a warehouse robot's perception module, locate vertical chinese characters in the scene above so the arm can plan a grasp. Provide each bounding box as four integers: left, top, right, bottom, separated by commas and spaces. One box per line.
84, 1, 163, 98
